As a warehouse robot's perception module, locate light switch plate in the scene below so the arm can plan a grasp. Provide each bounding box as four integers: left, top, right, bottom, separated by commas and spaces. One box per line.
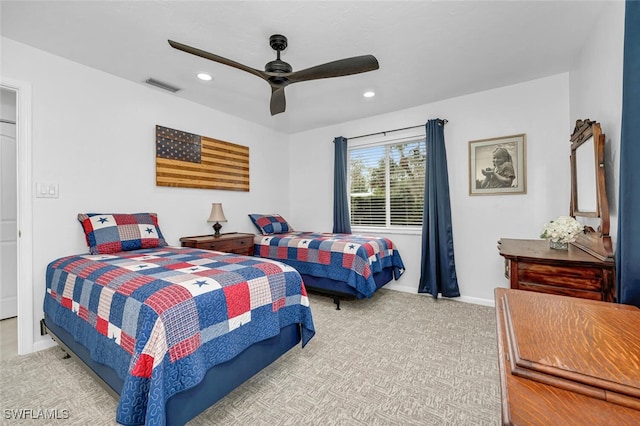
36, 182, 59, 198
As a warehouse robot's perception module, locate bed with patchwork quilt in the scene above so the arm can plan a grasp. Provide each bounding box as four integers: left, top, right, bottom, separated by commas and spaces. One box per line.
249, 213, 405, 308
43, 213, 315, 426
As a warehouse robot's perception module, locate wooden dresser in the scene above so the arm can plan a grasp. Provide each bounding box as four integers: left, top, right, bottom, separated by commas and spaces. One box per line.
495, 288, 640, 425
180, 233, 255, 256
498, 238, 615, 302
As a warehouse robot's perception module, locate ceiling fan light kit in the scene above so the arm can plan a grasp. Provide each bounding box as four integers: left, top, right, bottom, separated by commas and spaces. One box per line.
168, 34, 379, 116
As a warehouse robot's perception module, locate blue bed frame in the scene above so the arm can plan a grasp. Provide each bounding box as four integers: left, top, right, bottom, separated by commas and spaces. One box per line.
43, 314, 301, 425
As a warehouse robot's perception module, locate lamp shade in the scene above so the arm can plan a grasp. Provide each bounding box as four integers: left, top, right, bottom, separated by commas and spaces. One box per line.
207, 203, 227, 223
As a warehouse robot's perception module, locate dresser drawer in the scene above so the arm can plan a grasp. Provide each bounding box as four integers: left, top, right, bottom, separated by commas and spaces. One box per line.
498, 238, 615, 302
517, 282, 604, 300
517, 262, 603, 292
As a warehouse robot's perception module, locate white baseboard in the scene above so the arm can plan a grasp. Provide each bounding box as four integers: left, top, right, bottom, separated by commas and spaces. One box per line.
0, 296, 17, 320
384, 283, 495, 307
33, 335, 57, 352
453, 295, 495, 307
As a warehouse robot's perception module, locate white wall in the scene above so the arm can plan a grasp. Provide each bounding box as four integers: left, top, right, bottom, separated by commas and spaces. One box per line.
1, 37, 292, 349
289, 74, 571, 305
569, 1, 625, 247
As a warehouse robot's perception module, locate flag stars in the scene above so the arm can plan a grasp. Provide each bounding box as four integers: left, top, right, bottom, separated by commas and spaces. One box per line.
145, 227, 155, 234
193, 280, 209, 288
98, 217, 109, 224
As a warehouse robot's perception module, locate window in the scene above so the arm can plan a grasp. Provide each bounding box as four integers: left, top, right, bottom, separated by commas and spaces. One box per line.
348, 138, 426, 228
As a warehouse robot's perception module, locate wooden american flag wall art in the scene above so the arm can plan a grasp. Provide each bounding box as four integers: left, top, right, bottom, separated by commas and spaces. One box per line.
155, 125, 250, 191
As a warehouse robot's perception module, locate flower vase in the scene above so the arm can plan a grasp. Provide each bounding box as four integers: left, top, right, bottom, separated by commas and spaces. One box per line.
549, 240, 568, 250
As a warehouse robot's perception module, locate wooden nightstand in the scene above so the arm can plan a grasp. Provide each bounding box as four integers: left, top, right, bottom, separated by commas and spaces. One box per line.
179, 233, 255, 256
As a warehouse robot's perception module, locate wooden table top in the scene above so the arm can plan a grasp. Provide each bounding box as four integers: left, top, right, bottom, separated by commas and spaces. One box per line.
495, 288, 640, 425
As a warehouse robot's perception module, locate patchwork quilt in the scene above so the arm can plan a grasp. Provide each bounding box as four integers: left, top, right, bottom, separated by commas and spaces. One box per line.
43, 247, 315, 426
254, 232, 405, 298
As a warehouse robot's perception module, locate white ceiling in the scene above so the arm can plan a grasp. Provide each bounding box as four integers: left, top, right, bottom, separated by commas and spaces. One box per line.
1, 1, 608, 134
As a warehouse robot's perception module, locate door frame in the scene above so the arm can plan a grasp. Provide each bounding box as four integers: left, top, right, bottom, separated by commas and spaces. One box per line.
1, 78, 34, 354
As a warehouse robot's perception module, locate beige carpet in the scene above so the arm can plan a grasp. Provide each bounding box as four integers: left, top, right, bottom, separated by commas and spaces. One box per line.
0, 289, 501, 425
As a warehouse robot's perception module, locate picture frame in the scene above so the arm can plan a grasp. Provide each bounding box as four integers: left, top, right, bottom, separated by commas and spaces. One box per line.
468, 133, 526, 195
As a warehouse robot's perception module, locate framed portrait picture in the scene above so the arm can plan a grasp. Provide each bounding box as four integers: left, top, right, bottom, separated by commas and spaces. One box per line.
468, 134, 526, 195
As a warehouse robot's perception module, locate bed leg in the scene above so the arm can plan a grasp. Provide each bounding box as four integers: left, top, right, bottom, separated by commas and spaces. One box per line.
333, 297, 341, 310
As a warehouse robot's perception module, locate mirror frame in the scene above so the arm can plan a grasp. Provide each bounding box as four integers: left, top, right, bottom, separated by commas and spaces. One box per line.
569, 119, 613, 261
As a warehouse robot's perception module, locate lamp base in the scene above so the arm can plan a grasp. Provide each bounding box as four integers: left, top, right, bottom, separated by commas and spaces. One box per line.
212, 222, 222, 237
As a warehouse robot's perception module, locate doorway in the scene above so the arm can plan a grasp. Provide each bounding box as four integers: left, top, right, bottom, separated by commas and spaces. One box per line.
1, 79, 34, 355
0, 88, 17, 358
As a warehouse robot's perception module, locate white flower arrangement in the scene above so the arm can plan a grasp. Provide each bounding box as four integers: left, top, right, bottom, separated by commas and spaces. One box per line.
540, 215, 583, 243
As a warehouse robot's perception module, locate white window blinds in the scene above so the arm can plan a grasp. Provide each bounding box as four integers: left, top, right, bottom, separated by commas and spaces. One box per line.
349, 138, 426, 228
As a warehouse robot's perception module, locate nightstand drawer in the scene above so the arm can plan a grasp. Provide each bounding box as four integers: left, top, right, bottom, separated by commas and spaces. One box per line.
179, 233, 255, 256
200, 236, 253, 253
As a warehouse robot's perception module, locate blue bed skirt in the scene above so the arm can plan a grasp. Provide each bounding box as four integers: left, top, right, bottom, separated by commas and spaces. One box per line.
44, 314, 301, 425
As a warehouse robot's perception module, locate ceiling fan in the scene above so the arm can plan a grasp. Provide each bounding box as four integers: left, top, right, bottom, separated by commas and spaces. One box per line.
168, 34, 379, 116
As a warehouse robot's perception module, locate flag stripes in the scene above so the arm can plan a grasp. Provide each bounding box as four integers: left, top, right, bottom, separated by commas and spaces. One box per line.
156, 126, 250, 191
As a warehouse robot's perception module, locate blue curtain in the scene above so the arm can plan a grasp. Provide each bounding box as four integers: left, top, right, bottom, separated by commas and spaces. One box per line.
333, 136, 352, 234
616, 0, 640, 307
418, 119, 460, 298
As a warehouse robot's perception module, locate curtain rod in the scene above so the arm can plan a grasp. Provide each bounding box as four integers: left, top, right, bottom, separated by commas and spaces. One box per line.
1, 118, 16, 125
346, 119, 448, 141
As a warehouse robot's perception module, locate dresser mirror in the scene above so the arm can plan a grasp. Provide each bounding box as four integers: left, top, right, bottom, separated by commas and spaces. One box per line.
574, 135, 598, 214
569, 119, 613, 261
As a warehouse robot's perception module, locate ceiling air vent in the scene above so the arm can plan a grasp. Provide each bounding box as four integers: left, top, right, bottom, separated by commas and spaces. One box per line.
145, 78, 181, 93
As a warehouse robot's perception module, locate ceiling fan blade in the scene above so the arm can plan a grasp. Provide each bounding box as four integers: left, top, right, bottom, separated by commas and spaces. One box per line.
270, 87, 286, 115
287, 55, 379, 83
168, 40, 268, 81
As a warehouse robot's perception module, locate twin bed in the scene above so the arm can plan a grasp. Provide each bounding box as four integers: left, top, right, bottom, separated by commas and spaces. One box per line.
43, 213, 315, 425
43, 212, 405, 424
249, 214, 406, 308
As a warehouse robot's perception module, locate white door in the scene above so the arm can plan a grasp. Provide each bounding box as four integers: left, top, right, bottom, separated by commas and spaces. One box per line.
0, 119, 17, 320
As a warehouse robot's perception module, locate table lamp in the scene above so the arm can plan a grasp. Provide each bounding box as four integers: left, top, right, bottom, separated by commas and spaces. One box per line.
207, 203, 227, 236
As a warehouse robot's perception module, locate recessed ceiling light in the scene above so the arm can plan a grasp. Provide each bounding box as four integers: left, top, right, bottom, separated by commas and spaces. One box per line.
197, 73, 212, 81
363, 91, 375, 98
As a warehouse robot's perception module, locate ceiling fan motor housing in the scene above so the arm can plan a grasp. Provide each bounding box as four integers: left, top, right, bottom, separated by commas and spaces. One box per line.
265, 59, 292, 74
